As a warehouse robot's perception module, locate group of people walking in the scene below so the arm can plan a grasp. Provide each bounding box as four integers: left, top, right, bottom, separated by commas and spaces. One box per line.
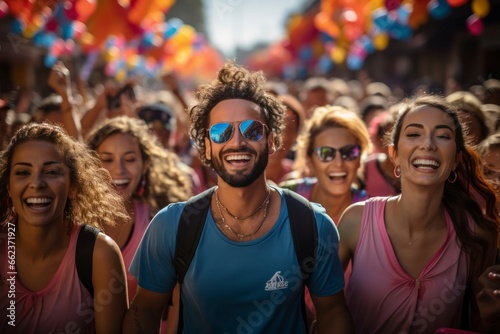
0, 60, 499, 334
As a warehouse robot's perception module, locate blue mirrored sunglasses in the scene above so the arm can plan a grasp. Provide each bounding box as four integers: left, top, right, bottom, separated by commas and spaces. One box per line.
208, 120, 267, 144
313, 144, 361, 162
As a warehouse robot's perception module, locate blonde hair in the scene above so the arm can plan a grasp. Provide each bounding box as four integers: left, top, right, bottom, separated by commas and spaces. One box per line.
294, 105, 372, 175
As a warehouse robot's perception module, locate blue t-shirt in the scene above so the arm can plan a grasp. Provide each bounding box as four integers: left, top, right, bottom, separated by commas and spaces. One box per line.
130, 187, 344, 333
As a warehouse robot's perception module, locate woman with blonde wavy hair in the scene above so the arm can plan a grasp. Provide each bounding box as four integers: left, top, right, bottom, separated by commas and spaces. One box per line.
0, 122, 129, 334
281, 105, 372, 224
280, 105, 371, 332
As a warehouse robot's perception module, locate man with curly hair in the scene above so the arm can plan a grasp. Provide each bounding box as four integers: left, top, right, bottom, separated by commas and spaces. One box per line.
124, 61, 353, 333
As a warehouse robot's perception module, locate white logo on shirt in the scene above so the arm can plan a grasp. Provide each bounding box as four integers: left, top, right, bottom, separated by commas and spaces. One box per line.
264, 271, 288, 291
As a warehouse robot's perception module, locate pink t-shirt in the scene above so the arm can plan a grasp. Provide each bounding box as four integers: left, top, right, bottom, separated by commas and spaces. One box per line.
363, 155, 400, 198
346, 197, 470, 334
122, 200, 151, 302
0, 225, 95, 334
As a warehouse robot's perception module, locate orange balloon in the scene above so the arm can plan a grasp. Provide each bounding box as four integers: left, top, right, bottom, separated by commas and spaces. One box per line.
76, 0, 96, 22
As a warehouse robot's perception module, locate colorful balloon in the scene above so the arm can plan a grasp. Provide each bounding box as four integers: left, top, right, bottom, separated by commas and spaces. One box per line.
0, 1, 8, 19
466, 14, 484, 35
385, 0, 402, 11
428, 0, 451, 20
471, 0, 490, 18
447, 0, 468, 7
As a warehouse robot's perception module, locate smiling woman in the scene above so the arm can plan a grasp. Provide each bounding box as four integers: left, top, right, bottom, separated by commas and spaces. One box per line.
337, 94, 500, 334
0, 122, 129, 334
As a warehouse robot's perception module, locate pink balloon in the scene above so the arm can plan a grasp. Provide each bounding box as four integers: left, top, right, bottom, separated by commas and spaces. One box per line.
466, 14, 484, 36
0, 1, 8, 19
385, 0, 402, 11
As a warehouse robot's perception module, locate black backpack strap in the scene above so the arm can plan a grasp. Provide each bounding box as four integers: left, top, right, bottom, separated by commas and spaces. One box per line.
76, 225, 100, 297
282, 189, 318, 284
174, 187, 215, 284
174, 187, 215, 334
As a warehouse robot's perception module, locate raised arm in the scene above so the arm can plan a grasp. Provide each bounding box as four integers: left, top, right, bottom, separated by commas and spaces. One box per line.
93, 233, 129, 334
47, 61, 83, 141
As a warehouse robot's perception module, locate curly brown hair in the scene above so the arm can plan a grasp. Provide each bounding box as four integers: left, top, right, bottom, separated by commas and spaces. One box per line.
0, 122, 129, 230
188, 60, 285, 168
390, 94, 499, 273
86, 116, 191, 211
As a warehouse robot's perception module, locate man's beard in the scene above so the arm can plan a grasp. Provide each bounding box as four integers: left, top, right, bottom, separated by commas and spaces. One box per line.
211, 144, 269, 187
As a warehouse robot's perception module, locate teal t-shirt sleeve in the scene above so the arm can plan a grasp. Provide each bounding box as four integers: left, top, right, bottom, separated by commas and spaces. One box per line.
307, 203, 345, 297
129, 202, 184, 293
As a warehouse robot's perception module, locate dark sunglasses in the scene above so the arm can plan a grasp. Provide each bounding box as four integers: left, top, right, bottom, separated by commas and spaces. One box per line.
313, 144, 361, 162
208, 120, 267, 144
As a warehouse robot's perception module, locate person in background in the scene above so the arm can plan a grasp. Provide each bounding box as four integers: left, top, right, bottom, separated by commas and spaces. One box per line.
33, 61, 83, 141
124, 60, 354, 334
280, 105, 371, 330
299, 77, 332, 117
138, 102, 203, 195
363, 110, 400, 198
446, 90, 490, 146
266, 94, 306, 185
86, 116, 192, 334
0, 122, 129, 333
477, 264, 500, 331
359, 94, 388, 130
86, 116, 192, 301
281, 105, 371, 225
338, 94, 499, 333
477, 133, 500, 218
0, 98, 11, 149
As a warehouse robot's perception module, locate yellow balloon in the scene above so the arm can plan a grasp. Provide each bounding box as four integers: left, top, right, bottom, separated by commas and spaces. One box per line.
115, 68, 127, 83
104, 46, 120, 62
472, 0, 490, 18
373, 33, 389, 51
330, 47, 346, 64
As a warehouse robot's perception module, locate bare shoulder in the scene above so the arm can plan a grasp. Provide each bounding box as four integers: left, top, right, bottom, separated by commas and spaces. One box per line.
337, 202, 365, 233
337, 202, 366, 250
94, 232, 122, 259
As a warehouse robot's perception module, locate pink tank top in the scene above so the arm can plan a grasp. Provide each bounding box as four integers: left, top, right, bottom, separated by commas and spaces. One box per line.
122, 200, 151, 302
346, 197, 470, 334
0, 225, 95, 334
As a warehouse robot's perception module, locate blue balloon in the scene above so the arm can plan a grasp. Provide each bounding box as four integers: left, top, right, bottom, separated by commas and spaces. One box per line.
347, 54, 364, 71
299, 46, 313, 62
372, 8, 393, 31
359, 35, 375, 54
61, 23, 74, 40
428, 0, 451, 20
44, 54, 57, 68
390, 23, 412, 40
164, 18, 183, 38
397, 5, 411, 24
317, 54, 333, 74
11, 19, 24, 35
142, 31, 157, 49
320, 32, 335, 43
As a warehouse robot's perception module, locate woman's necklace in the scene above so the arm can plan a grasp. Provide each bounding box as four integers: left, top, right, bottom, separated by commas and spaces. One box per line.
214, 188, 271, 239
216, 187, 270, 220
407, 224, 436, 246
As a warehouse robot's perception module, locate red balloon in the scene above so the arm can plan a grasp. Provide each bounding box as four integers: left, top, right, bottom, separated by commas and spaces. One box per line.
385, 0, 402, 11
447, 0, 468, 7
466, 14, 484, 35
0, 1, 8, 19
